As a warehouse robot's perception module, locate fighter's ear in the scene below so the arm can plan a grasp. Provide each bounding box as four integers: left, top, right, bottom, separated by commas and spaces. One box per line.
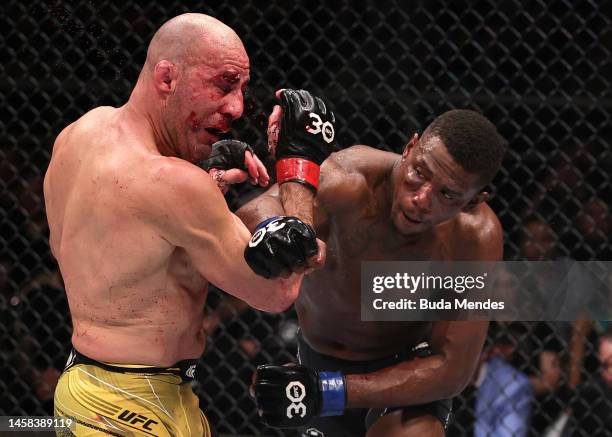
402, 133, 419, 160
463, 191, 489, 211
153, 60, 178, 95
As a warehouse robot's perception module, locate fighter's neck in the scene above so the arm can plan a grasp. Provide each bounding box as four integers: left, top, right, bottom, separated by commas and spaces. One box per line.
124, 85, 178, 158
377, 159, 397, 212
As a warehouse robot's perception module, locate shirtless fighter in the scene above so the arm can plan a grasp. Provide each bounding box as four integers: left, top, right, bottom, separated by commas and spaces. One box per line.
239, 109, 508, 436
44, 14, 334, 436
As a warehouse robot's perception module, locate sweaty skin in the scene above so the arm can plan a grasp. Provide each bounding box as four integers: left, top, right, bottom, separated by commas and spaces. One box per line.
238, 139, 503, 414
44, 14, 311, 367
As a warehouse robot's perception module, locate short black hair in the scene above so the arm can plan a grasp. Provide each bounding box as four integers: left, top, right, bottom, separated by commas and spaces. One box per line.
423, 109, 508, 185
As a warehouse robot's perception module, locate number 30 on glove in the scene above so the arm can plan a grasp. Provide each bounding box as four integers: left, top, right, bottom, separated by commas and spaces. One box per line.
252, 364, 346, 428
275, 89, 337, 192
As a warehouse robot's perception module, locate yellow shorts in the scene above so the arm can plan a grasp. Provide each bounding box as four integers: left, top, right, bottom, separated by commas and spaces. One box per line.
54, 353, 212, 437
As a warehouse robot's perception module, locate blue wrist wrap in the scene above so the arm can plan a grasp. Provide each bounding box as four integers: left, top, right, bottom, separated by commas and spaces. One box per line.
318, 371, 346, 417
255, 216, 282, 230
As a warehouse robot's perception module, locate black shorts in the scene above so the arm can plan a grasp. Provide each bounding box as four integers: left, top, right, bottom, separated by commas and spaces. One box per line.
297, 334, 453, 437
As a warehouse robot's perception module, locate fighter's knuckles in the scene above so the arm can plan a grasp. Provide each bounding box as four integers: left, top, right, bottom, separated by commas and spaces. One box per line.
279, 89, 293, 110
256, 364, 284, 377
314, 96, 326, 114
297, 90, 315, 110
274, 88, 336, 171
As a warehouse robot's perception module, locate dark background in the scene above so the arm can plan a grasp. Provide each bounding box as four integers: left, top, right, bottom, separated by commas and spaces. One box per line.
1, 1, 611, 436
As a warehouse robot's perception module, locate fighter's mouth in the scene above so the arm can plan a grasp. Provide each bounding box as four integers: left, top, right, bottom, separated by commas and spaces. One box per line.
205, 127, 227, 137
402, 211, 422, 224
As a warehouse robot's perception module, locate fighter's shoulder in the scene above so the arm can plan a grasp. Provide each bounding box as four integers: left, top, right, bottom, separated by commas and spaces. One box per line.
61, 106, 116, 133
319, 145, 392, 210
53, 107, 116, 148
455, 203, 504, 260
140, 156, 216, 198
127, 156, 231, 246
131, 157, 223, 219
330, 145, 399, 194
327, 145, 396, 175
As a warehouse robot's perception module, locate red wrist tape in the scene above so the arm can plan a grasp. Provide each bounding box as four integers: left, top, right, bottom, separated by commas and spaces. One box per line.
276, 158, 320, 192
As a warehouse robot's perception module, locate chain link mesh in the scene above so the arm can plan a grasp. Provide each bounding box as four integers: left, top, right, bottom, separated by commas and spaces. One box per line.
1, 0, 611, 435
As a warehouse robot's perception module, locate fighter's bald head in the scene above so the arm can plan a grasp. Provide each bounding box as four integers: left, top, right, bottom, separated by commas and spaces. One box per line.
144, 13, 246, 71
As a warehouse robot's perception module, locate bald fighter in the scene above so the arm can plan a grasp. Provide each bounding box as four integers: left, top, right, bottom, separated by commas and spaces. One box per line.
239, 109, 508, 436
44, 14, 332, 436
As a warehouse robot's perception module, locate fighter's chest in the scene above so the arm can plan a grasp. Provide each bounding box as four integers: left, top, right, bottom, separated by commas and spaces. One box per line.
328, 218, 454, 263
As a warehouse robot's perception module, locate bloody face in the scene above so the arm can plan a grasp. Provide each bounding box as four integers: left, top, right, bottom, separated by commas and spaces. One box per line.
165, 47, 250, 162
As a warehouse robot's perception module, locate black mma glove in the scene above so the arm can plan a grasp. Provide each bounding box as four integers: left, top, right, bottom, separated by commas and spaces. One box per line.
244, 216, 318, 279
275, 89, 337, 192
198, 139, 254, 171
252, 364, 346, 428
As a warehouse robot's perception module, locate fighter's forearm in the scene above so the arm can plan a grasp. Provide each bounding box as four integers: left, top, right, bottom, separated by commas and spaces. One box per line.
236, 182, 314, 231
345, 354, 469, 408
236, 188, 284, 232
252, 329, 482, 426
279, 182, 314, 227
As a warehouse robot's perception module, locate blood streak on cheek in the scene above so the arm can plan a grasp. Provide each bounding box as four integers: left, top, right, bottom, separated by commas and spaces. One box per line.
186, 112, 202, 131
243, 95, 269, 133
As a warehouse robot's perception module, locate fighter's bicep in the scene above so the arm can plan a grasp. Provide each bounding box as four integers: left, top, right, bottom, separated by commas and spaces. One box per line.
180, 209, 301, 312
169, 177, 252, 263
140, 164, 281, 294
181, 213, 254, 287
428, 321, 488, 391
430, 321, 488, 369
134, 161, 248, 257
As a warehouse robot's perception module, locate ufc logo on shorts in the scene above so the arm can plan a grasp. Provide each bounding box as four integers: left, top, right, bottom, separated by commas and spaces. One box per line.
64, 350, 76, 370
306, 113, 335, 144
249, 218, 286, 247
117, 410, 159, 431
285, 381, 307, 418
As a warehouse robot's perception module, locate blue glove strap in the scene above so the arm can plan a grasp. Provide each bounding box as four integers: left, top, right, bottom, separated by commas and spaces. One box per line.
255, 216, 282, 230
318, 371, 346, 417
